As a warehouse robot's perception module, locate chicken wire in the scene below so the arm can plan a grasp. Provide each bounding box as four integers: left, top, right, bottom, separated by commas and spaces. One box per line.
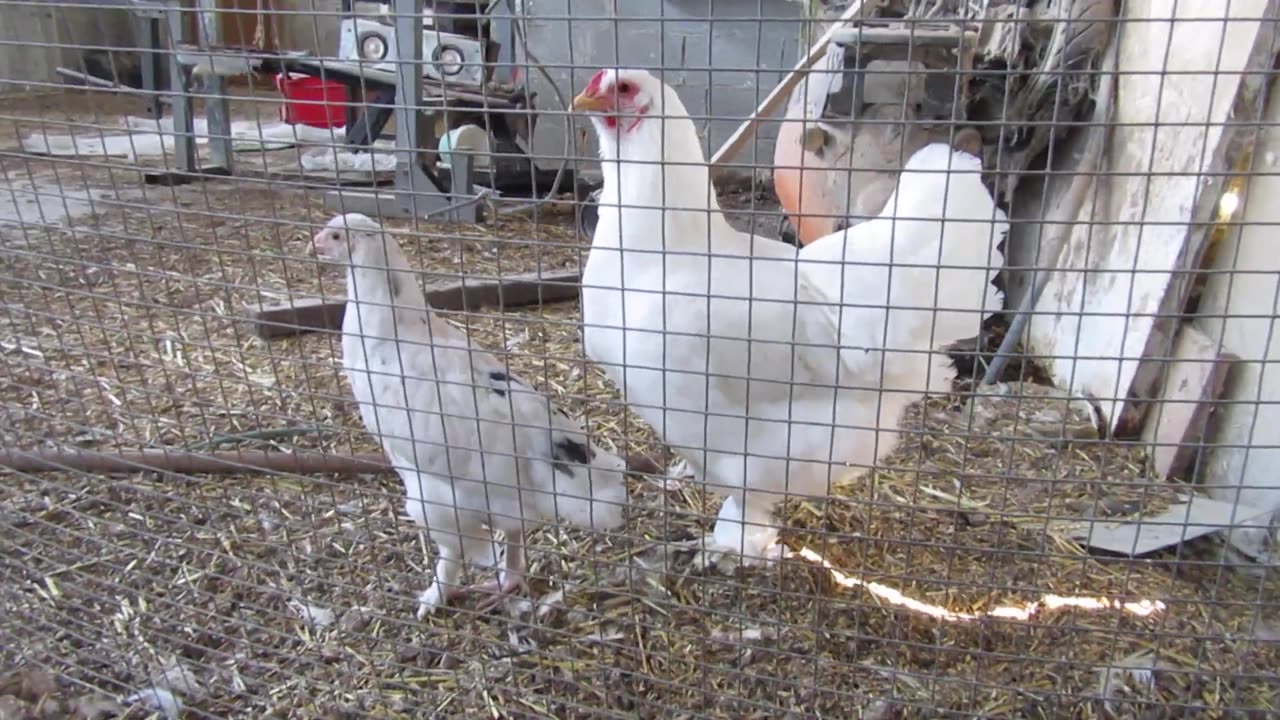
1, 0, 1278, 718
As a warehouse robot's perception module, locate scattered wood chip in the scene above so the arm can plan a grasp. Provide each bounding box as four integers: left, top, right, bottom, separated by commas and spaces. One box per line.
123, 687, 182, 720
581, 629, 625, 644
535, 588, 566, 620
0, 696, 27, 719
395, 644, 421, 663
152, 661, 203, 699
1096, 650, 1163, 708
70, 694, 125, 720
710, 625, 777, 644
0, 667, 58, 703
338, 606, 373, 633
288, 599, 336, 630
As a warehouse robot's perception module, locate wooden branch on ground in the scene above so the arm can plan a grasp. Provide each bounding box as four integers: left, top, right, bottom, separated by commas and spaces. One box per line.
0, 447, 666, 478
248, 268, 584, 339
0, 448, 392, 476
707, 0, 869, 180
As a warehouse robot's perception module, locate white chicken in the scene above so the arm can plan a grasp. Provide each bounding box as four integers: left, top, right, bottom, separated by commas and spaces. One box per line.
312, 213, 628, 616
573, 69, 1006, 568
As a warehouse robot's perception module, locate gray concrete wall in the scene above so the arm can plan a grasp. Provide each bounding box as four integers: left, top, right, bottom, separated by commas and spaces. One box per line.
0, 2, 134, 91
279, 0, 805, 171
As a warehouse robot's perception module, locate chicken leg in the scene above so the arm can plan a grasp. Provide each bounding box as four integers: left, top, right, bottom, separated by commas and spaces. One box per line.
468, 534, 530, 612
416, 525, 499, 618
687, 494, 786, 571
417, 530, 531, 617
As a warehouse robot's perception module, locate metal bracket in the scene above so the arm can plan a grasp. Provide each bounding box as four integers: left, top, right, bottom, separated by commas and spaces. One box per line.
827, 21, 977, 124
143, 0, 235, 186
130, 2, 169, 119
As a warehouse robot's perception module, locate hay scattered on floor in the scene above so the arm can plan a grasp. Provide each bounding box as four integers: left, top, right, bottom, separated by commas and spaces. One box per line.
2, 93, 1278, 719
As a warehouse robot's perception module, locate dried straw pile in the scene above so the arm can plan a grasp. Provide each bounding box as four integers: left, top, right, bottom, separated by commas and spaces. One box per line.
2, 97, 1277, 719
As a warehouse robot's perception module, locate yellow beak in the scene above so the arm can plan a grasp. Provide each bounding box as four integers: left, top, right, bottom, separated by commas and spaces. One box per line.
572, 91, 612, 113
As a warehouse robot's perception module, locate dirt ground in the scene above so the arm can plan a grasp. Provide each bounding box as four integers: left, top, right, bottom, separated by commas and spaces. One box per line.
1, 89, 1277, 719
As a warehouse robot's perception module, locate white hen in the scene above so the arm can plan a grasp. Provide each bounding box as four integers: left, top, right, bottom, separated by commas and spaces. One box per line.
573, 69, 1006, 567
312, 213, 628, 616
796, 129, 1006, 399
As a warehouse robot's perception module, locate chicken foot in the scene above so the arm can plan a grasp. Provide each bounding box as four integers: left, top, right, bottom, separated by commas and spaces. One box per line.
467, 536, 530, 612
416, 531, 530, 617
683, 495, 786, 572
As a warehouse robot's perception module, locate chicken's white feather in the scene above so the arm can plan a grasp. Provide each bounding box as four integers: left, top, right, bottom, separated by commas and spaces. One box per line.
577, 69, 1006, 568
313, 213, 627, 614
798, 142, 1007, 397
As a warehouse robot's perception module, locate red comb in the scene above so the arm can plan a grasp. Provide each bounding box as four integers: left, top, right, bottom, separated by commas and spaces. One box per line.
584, 69, 607, 95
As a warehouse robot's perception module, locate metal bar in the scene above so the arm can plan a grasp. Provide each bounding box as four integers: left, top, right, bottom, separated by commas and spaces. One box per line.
164, 0, 197, 174
198, 0, 233, 173
56, 67, 122, 89
0, 444, 662, 482
828, 25, 976, 47
138, 12, 166, 118
391, 0, 461, 219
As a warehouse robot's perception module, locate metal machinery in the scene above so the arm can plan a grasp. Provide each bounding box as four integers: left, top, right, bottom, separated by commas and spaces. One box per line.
57, 0, 245, 185
279, 0, 543, 222
773, 18, 977, 246
773, 1, 1116, 248
65, 0, 544, 216
803, 23, 976, 161
337, 0, 489, 88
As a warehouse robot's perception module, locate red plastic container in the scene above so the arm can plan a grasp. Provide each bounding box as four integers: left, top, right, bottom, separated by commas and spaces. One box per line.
276, 73, 349, 128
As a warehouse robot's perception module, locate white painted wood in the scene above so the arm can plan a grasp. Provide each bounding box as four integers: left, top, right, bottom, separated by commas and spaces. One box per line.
1195, 76, 1280, 556
1139, 324, 1238, 480
1027, 0, 1275, 434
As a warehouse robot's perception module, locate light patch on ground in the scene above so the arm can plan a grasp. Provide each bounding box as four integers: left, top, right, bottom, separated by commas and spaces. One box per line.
0, 172, 116, 235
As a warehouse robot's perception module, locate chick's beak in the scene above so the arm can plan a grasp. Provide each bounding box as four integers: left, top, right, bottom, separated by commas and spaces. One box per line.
311, 230, 332, 257
572, 90, 612, 113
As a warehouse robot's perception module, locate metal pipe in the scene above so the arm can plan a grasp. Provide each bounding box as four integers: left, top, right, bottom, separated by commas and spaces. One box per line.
55, 67, 122, 89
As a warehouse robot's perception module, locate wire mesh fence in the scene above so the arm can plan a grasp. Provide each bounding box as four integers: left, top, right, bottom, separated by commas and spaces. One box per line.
1, 0, 1278, 717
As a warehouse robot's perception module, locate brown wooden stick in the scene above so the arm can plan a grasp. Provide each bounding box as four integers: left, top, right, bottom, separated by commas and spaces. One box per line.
0, 447, 666, 478
0, 448, 393, 476
248, 268, 584, 339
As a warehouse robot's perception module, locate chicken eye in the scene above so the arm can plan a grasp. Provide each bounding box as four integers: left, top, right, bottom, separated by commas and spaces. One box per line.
616, 81, 634, 95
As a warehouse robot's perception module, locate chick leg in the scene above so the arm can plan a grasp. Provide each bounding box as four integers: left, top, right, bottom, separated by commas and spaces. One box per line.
470, 534, 529, 612
416, 516, 493, 618
416, 535, 464, 618
460, 528, 502, 573
688, 494, 785, 571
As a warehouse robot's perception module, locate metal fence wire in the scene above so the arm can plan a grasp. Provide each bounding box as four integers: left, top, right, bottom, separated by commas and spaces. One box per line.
1, 0, 1278, 717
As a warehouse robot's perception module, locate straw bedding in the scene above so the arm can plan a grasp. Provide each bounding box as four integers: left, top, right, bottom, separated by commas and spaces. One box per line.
1, 93, 1277, 719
